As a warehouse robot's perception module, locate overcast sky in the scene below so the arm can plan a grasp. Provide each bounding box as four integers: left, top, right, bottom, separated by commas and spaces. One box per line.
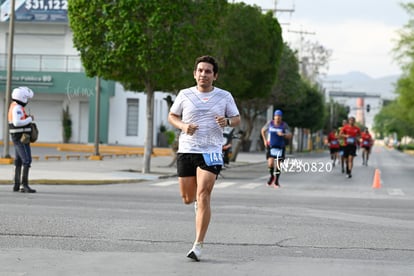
233, 0, 409, 78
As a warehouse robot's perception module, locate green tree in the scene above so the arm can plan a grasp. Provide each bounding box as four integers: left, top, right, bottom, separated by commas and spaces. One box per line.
393, 66, 414, 135
273, 78, 325, 152
271, 44, 304, 127
269, 44, 304, 152
389, 2, 414, 139
62, 105, 72, 143
374, 97, 414, 140
300, 39, 332, 82
394, 3, 414, 70
68, 0, 225, 173
373, 101, 410, 140
215, 3, 283, 157
298, 81, 326, 132
323, 102, 348, 133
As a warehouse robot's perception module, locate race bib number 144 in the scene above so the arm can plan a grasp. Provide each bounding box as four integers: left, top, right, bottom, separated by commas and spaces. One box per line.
202, 152, 223, 166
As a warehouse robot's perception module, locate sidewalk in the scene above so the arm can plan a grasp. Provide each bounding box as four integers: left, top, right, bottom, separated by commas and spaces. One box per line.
0, 149, 265, 185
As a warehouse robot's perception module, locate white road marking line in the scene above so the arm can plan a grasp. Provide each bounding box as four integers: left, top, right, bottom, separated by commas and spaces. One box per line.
387, 189, 405, 196
152, 180, 263, 190
214, 182, 237, 189
240, 183, 263, 189
152, 180, 177, 187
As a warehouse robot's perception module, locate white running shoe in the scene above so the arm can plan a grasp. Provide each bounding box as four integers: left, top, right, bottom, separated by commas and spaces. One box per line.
187, 242, 202, 261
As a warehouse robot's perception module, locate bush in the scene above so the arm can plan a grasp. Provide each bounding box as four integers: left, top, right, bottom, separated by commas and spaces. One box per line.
62, 106, 72, 143
401, 143, 414, 150
165, 130, 175, 146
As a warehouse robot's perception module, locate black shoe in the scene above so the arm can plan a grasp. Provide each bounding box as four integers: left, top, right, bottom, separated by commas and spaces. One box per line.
274, 174, 281, 188
13, 185, 20, 192
267, 175, 275, 185
347, 173, 352, 178
20, 186, 36, 193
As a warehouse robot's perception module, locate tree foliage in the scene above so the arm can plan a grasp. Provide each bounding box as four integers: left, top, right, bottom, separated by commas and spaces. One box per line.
69, 0, 203, 91
373, 100, 414, 139
298, 82, 326, 131
395, 67, 414, 129
376, 2, 414, 140
217, 3, 282, 101
68, 0, 226, 172
374, 66, 414, 139
271, 44, 304, 127
323, 102, 348, 134
213, 3, 283, 156
271, 44, 326, 131
68, 0, 329, 162
299, 40, 332, 82
394, 2, 414, 70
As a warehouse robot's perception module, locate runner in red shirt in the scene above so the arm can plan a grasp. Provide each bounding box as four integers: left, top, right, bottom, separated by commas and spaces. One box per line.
339, 117, 361, 178
360, 128, 374, 166
338, 119, 348, 173
327, 128, 340, 167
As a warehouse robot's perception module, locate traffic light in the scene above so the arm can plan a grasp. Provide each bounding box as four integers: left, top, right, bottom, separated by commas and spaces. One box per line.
346, 106, 350, 113
366, 104, 370, 112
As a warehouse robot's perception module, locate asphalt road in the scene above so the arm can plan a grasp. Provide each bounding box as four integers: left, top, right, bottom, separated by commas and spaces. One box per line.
0, 147, 413, 276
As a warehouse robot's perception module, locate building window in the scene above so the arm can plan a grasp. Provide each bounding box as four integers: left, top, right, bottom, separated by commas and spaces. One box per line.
126, 99, 139, 136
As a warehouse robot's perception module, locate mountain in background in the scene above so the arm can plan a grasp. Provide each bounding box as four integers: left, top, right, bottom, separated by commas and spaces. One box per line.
322, 71, 400, 100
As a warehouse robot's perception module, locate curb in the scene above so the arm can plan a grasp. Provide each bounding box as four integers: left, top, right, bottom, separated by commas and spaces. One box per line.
0, 173, 178, 186
0, 179, 142, 185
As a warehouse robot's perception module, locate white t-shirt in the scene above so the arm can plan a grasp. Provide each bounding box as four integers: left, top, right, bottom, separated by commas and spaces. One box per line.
170, 86, 239, 154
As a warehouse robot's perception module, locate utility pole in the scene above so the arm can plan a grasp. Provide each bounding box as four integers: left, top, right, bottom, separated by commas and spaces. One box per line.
323, 80, 342, 91
1, 0, 16, 163
288, 29, 316, 48
287, 28, 316, 152
322, 80, 342, 129
287, 29, 316, 78
262, 0, 295, 24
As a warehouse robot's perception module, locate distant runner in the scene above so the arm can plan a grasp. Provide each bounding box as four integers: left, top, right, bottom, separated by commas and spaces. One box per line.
339, 117, 361, 178
361, 128, 374, 166
327, 128, 340, 167
261, 109, 292, 188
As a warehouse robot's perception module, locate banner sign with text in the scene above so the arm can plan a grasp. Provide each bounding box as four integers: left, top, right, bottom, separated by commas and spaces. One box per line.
0, 0, 67, 22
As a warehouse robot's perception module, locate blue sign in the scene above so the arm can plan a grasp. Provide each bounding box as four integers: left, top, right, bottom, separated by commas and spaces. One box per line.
1, 0, 68, 22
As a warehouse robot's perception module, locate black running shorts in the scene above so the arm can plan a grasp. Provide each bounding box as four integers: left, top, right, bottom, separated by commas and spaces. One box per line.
330, 148, 339, 154
177, 153, 222, 177
343, 144, 357, 157
362, 146, 371, 152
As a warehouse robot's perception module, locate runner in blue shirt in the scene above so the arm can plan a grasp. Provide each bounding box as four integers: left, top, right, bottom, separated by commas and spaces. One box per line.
261, 109, 292, 187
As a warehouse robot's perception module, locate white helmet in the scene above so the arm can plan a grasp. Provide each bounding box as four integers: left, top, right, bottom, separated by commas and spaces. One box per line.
12, 87, 34, 103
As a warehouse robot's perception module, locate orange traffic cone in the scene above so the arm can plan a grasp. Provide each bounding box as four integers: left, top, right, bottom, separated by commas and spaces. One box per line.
372, 169, 381, 189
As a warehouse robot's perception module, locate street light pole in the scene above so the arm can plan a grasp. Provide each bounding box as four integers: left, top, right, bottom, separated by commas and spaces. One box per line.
2, 0, 16, 160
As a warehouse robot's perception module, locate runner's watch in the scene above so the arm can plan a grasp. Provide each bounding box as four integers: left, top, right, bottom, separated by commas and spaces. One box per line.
226, 118, 231, 126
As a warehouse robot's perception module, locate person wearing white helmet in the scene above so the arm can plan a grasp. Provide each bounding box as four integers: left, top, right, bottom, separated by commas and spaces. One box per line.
8, 86, 36, 193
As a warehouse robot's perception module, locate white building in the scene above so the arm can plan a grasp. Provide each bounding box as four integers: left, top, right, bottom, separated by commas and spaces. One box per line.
0, 3, 172, 146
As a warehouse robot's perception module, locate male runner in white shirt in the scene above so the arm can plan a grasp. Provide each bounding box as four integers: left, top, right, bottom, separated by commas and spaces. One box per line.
168, 55, 240, 261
